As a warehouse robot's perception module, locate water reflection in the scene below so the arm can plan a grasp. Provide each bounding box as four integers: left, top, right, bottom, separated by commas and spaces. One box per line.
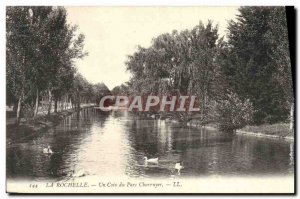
7, 109, 294, 181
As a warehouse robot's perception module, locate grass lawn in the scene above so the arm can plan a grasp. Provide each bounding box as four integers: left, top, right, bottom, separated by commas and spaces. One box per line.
240, 123, 293, 138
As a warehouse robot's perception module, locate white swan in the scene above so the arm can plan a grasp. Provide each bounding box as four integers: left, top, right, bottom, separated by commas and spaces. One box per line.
175, 162, 184, 175
43, 146, 53, 154
144, 157, 158, 163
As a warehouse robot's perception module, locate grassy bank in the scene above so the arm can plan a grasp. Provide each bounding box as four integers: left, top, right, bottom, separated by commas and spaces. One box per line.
186, 118, 293, 140
237, 123, 294, 140
6, 108, 86, 144
186, 119, 218, 129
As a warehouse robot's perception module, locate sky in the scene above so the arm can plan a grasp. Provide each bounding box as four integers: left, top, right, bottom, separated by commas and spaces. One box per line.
66, 7, 239, 90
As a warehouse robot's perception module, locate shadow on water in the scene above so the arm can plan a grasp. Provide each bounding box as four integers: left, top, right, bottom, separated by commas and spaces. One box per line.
7, 108, 110, 180
7, 109, 294, 181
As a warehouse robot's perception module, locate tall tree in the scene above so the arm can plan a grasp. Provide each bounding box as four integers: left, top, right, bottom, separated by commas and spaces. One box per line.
6, 6, 87, 122
7, 7, 37, 123
39, 7, 87, 115
222, 7, 293, 124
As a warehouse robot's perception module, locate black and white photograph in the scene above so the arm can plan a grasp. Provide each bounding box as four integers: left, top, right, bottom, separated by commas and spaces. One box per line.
5, 6, 295, 194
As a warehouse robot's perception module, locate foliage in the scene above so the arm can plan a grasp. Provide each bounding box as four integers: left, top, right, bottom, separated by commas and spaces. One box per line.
111, 83, 129, 95
7, 6, 293, 131
124, 7, 293, 132
6, 6, 95, 122
126, 21, 219, 120
215, 92, 254, 133
221, 7, 293, 124
241, 123, 292, 137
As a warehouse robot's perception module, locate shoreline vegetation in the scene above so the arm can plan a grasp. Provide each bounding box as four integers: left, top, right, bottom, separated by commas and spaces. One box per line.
186, 119, 294, 141
236, 123, 294, 141
7, 7, 110, 126
121, 7, 294, 135
6, 105, 95, 145
7, 107, 294, 145
6, 7, 294, 142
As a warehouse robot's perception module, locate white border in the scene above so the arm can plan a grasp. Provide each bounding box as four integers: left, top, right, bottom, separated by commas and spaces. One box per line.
1, 1, 298, 199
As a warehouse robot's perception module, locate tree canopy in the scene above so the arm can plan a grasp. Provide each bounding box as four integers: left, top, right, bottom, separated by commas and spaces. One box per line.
125, 7, 293, 132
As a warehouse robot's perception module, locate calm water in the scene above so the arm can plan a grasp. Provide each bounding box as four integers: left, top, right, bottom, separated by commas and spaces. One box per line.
7, 108, 294, 181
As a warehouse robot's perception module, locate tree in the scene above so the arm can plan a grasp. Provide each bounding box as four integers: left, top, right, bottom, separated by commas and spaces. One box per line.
28, 7, 53, 117
126, 21, 218, 94
216, 91, 254, 133
69, 74, 89, 110
126, 21, 219, 122
38, 7, 87, 116
7, 7, 37, 123
265, 7, 294, 129
6, 6, 87, 122
222, 7, 293, 124
93, 83, 111, 104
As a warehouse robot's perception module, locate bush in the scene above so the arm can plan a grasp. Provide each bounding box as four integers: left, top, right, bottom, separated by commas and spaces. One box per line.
216, 92, 254, 133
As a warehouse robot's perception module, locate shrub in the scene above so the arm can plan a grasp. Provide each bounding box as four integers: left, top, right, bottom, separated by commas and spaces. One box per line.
216, 92, 254, 133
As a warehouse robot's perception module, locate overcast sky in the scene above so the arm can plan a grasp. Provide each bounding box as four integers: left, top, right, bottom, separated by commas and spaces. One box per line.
66, 7, 239, 90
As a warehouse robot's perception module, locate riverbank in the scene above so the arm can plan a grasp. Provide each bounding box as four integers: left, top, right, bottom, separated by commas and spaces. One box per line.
186, 119, 294, 141
237, 123, 294, 141
6, 106, 94, 144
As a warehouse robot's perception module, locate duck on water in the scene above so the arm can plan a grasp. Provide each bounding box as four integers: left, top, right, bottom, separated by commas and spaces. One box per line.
175, 162, 184, 175
43, 146, 53, 154
144, 157, 158, 163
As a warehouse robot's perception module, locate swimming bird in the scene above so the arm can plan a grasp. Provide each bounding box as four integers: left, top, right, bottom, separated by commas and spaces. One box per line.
174, 162, 184, 175
144, 157, 158, 163
43, 146, 53, 154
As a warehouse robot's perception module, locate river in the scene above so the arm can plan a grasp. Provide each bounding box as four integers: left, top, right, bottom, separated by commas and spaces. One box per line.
7, 108, 294, 181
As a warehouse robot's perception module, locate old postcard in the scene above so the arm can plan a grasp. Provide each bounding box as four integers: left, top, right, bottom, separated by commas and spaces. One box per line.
6, 6, 295, 194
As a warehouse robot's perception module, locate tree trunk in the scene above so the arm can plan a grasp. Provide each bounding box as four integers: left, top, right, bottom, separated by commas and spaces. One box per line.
16, 95, 22, 124
70, 98, 72, 109
54, 98, 58, 113
58, 99, 61, 112
63, 96, 66, 110
47, 90, 52, 116
77, 94, 80, 110
34, 89, 39, 118
13, 101, 17, 113
66, 96, 68, 110
290, 103, 294, 130
64, 95, 67, 110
